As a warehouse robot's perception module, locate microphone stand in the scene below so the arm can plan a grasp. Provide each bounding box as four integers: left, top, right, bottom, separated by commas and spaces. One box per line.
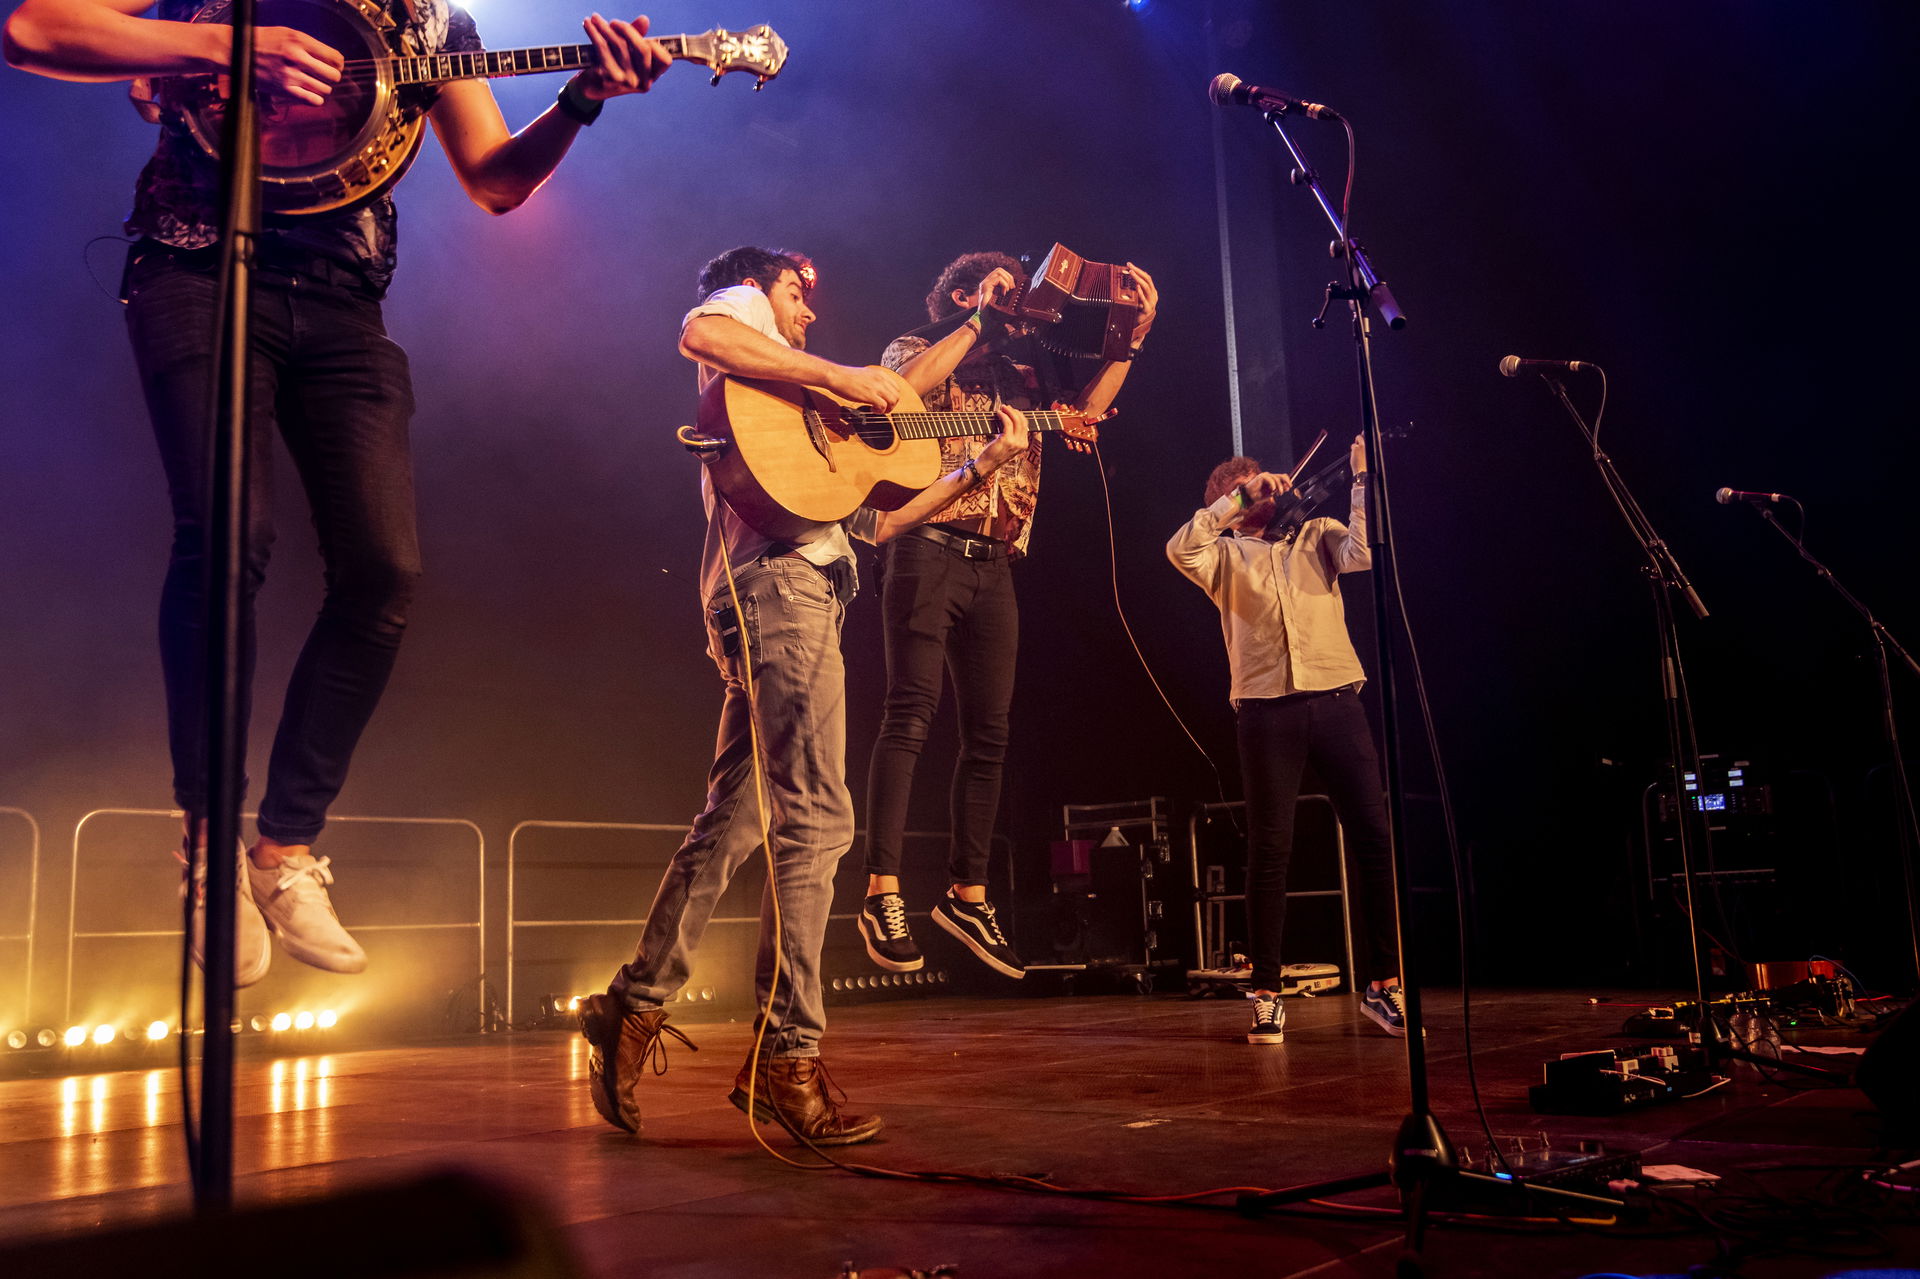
194, 0, 263, 1212
1537, 383, 1836, 1084
1230, 109, 1620, 1273
1744, 504, 1920, 987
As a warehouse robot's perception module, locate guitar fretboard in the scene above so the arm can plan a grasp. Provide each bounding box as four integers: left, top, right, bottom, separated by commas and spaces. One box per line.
391, 35, 690, 87
860, 411, 1078, 440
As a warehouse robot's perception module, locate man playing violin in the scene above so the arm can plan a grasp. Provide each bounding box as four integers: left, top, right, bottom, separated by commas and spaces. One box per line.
1167, 436, 1406, 1046
2, 1, 672, 985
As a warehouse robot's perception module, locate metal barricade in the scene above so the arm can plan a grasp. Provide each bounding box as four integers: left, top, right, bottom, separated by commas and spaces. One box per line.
506, 819, 1008, 1022
66, 809, 483, 1024
0, 807, 42, 1025
1187, 796, 1356, 983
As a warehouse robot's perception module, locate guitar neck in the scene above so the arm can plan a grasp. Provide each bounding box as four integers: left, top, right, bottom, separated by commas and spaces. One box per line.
879, 410, 1079, 440
391, 34, 702, 87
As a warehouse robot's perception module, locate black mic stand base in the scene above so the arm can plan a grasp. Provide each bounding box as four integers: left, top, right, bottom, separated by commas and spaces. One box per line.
1234, 1112, 1627, 1243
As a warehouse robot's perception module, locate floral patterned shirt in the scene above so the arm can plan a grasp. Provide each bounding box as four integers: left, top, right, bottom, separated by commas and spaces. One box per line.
881, 333, 1047, 557
128, 0, 482, 297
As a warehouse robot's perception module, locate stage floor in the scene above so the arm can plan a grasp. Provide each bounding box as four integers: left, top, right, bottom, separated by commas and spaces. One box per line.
0, 988, 1910, 1278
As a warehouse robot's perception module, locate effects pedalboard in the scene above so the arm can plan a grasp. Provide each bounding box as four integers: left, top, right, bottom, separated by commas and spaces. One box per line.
1529, 1043, 1723, 1116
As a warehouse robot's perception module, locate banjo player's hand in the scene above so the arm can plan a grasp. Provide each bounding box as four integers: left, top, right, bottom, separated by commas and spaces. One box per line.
255, 26, 343, 106
579, 14, 674, 99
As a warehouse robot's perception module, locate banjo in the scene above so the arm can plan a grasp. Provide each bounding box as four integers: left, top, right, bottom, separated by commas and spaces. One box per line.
136, 1, 788, 216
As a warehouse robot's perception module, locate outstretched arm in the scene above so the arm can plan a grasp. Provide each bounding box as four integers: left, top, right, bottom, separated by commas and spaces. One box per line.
429, 13, 671, 215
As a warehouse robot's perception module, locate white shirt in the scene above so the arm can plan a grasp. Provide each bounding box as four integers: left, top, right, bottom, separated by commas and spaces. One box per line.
1166, 480, 1372, 702
681, 285, 863, 601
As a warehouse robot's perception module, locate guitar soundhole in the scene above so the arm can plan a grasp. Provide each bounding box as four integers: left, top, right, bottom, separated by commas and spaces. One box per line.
844, 414, 899, 451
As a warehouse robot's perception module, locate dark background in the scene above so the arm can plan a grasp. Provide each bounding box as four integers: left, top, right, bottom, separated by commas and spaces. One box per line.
2, 0, 1914, 1021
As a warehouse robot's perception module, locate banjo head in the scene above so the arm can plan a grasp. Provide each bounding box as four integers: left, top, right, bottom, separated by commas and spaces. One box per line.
180, 0, 422, 214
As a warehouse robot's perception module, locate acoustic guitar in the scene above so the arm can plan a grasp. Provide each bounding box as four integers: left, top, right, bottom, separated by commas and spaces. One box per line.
136, 1, 787, 216
688, 376, 1107, 542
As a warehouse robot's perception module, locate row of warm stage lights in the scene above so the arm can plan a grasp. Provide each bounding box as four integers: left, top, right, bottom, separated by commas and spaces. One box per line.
831, 972, 947, 993
4, 1009, 341, 1050
543, 971, 946, 1016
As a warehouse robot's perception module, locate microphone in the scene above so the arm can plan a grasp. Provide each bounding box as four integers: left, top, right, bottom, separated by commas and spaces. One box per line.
1498, 355, 1599, 378
1208, 73, 1342, 122
1715, 487, 1788, 505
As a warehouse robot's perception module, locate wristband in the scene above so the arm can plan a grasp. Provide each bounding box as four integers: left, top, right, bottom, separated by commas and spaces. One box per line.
959, 457, 985, 490
557, 75, 604, 126
1234, 483, 1252, 510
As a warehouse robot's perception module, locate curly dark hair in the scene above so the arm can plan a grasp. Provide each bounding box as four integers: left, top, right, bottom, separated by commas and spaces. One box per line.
696, 246, 811, 301
925, 251, 1021, 320
1204, 456, 1261, 507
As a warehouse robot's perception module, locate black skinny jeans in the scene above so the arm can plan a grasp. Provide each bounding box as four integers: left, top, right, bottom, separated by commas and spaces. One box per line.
1237, 686, 1400, 991
124, 250, 419, 844
864, 533, 1017, 888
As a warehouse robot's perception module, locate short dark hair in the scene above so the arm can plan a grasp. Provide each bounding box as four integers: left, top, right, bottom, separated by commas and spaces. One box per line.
1205, 456, 1260, 506
696, 246, 810, 300
926, 251, 1021, 320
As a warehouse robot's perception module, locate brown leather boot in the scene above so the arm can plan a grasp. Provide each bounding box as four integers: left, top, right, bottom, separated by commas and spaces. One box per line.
580, 994, 697, 1134
729, 1052, 883, 1146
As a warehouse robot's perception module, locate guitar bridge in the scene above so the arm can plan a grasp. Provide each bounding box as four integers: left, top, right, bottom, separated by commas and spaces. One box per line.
802, 407, 838, 472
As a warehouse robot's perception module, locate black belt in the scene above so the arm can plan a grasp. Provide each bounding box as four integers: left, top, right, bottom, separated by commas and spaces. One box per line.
128, 240, 380, 298
905, 523, 1012, 560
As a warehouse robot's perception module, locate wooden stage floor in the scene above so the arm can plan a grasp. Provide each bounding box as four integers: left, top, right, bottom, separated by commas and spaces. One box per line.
0, 988, 1912, 1278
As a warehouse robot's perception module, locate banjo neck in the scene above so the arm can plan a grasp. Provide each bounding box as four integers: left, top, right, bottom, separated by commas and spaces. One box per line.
391, 34, 745, 88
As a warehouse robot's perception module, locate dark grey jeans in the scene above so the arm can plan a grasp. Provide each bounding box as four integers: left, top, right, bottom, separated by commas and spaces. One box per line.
613, 556, 855, 1057
124, 249, 419, 844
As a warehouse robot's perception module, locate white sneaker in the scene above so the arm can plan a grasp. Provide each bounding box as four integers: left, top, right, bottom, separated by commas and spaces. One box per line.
247, 851, 367, 973
182, 840, 272, 988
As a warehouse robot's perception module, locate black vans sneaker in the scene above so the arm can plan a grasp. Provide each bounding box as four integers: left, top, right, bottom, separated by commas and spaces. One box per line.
1247, 994, 1287, 1045
931, 891, 1024, 978
857, 892, 924, 972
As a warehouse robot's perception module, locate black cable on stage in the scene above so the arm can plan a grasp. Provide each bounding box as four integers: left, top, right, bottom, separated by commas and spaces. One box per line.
1382, 527, 1511, 1175
1088, 438, 1238, 807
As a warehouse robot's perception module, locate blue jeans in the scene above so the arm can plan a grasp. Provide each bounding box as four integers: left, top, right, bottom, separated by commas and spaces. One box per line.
123, 249, 419, 844
613, 556, 855, 1057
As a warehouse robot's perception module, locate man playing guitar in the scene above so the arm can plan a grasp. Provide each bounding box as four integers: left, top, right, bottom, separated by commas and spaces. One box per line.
2, 1, 672, 985
580, 247, 1030, 1144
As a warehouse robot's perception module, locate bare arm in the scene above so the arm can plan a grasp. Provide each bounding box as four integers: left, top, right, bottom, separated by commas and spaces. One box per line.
5, 0, 342, 98
1066, 262, 1159, 417
867, 405, 1029, 542
429, 14, 671, 216
893, 319, 985, 397
680, 315, 908, 410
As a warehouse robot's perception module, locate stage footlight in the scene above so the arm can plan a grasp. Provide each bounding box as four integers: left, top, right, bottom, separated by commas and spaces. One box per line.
36, 1028, 58, 1048
63, 1026, 86, 1047
294, 1011, 315, 1031
249, 1015, 268, 1032
5, 1030, 25, 1050
146, 1021, 169, 1041
567, 995, 582, 1012
93, 1025, 116, 1045
270, 1012, 293, 1032
317, 1010, 338, 1029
